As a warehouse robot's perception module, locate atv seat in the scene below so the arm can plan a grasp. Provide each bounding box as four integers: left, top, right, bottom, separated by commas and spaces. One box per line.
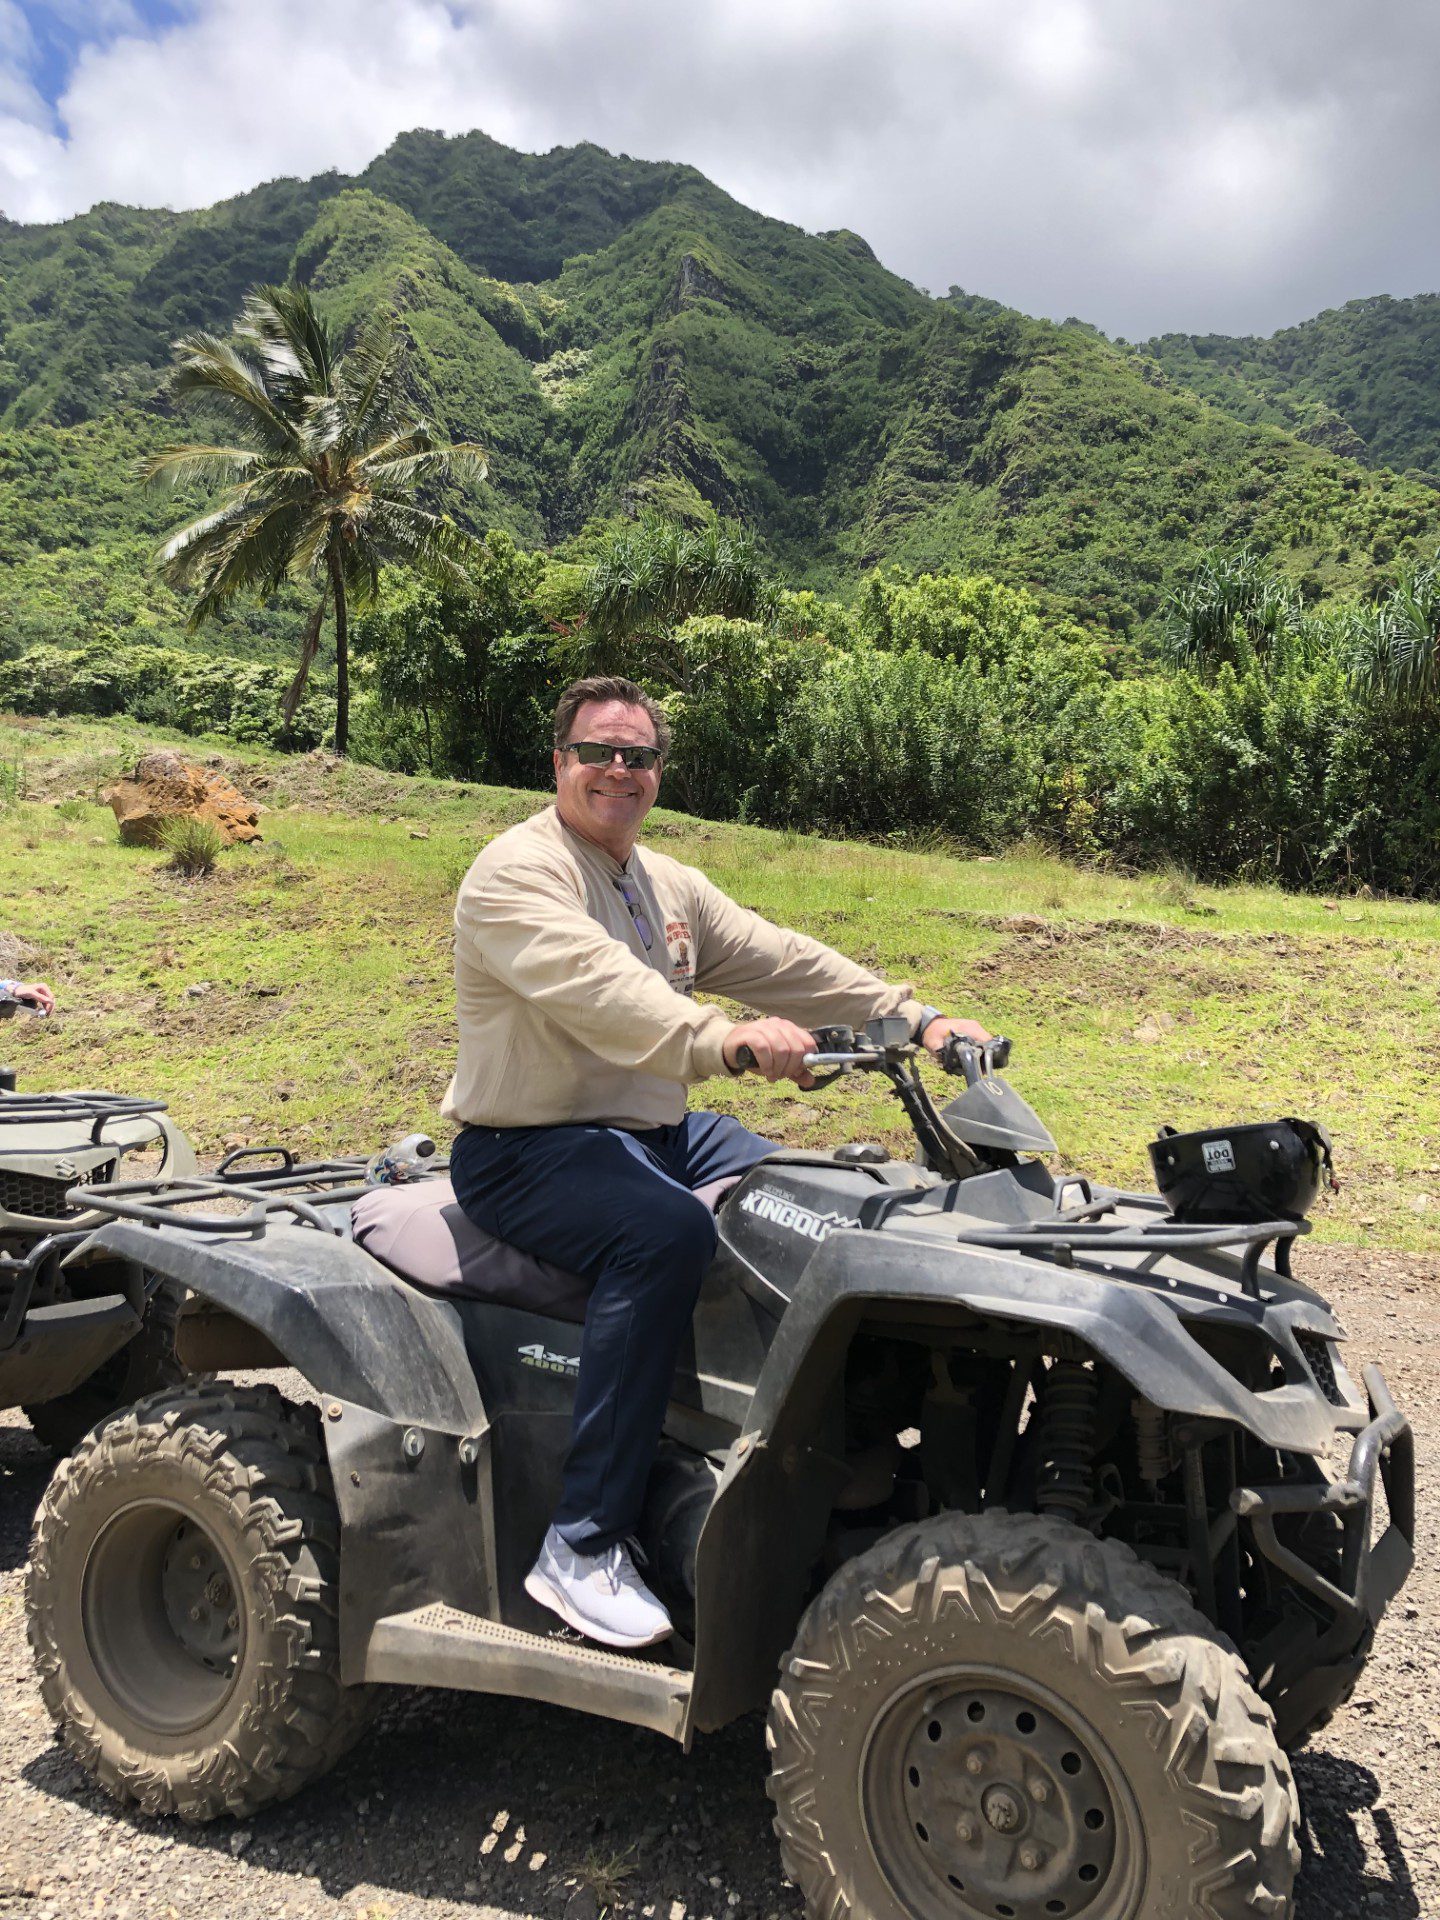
351, 1175, 737, 1326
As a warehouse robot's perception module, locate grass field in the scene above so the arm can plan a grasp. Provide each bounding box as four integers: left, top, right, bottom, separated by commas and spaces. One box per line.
3, 711, 1439, 1250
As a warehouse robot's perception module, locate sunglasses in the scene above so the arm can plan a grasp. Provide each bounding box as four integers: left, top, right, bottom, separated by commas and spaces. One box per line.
564, 740, 663, 771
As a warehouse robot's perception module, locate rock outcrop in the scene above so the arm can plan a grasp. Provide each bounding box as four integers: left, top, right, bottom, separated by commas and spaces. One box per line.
105, 750, 263, 847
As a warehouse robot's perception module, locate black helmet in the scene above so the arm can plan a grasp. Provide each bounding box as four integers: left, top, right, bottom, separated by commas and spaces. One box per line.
1148, 1118, 1336, 1224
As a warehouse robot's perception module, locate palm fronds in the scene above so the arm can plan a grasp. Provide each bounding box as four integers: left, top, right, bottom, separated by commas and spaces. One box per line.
1345, 555, 1440, 703
585, 511, 776, 649
1161, 548, 1303, 673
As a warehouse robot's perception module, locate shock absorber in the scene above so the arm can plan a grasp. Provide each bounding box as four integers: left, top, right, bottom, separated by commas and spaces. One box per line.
1037, 1361, 1099, 1519
1134, 1397, 1171, 1489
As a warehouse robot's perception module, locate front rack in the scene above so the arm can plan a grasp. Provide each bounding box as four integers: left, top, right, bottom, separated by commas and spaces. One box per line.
861, 1179, 1305, 1298
949, 1215, 1305, 1299
0, 1089, 169, 1147
70, 1154, 446, 1241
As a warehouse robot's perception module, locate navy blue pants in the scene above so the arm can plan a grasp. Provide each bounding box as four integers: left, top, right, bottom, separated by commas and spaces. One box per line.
449, 1112, 774, 1553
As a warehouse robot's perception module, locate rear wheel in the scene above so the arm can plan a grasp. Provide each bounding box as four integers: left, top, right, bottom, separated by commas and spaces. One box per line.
26, 1381, 374, 1821
767, 1511, 1299, 1920
24, 1281, 193, 1456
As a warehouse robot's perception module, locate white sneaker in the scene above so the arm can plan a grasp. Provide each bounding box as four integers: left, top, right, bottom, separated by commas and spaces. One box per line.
524, 1525, 674, 1649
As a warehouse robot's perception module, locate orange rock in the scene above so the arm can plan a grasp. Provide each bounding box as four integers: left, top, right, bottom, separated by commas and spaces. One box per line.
104, 748, 263, 847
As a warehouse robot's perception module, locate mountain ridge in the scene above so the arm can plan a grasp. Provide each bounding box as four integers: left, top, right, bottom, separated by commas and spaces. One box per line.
1142, 292, 1440, 480
3, 126, 1439, 667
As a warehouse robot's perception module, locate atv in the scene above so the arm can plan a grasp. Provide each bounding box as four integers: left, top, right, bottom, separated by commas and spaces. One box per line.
25, 1027, 1413, 1920
0, 1001, 198, 1452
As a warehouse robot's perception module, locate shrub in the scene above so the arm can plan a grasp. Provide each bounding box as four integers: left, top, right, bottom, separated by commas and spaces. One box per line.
159, 815, 224, 877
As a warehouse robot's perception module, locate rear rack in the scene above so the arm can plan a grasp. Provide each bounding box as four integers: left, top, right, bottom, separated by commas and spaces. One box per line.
71, 1154, 446, 1241
0, 1089, 168, 1147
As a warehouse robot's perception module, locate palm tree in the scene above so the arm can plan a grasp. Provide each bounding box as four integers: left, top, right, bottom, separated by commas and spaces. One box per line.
142, 283, 487, 754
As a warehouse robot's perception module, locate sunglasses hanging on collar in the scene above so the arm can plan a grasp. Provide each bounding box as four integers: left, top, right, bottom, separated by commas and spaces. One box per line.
612, 877, 655, 951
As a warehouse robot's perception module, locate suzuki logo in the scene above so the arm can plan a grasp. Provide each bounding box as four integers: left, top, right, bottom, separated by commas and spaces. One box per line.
53, 1158, 78, 1181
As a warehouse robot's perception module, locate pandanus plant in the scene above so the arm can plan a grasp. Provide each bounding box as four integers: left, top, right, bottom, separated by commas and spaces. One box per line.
1345, 553, 1440, 707
141, 283, 487, 754
582, 510, 778, 686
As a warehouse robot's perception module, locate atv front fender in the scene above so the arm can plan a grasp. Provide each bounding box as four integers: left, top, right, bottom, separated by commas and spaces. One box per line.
753, 1227, 1344, 1454
63, 1220, 485, 1433
686, 1227, 1347, 1733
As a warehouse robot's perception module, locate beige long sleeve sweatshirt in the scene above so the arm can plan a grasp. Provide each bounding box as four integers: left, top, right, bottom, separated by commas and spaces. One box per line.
441, 805, 925, 1131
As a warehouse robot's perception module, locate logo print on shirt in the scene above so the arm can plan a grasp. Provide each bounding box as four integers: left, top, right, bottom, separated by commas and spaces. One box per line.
665, 918, 695, 996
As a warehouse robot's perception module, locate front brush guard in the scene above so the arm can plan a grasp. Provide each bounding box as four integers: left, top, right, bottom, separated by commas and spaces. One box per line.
1234, 1363, 1414, 1657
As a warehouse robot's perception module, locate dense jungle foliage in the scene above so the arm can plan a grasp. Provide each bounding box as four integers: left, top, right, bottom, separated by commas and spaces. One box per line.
7, 530, 1436, 896
4, 130, 1440, 892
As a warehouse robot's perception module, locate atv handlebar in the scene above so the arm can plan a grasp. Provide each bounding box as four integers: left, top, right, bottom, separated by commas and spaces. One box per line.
732, 1025, 1011, 1079
731, 1019, 1012, 1182
941, 1032, 1011, 1083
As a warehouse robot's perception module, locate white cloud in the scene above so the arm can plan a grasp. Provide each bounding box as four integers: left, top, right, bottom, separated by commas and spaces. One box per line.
1, 0, 1437, 335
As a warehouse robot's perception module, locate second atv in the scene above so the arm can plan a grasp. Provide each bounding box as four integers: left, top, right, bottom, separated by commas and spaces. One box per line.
0, 998, 197, 1451
26, 1028, 1412, 1919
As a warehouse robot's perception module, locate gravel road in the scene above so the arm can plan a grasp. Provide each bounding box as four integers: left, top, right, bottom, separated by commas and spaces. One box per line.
1, 1244, 1435, 1920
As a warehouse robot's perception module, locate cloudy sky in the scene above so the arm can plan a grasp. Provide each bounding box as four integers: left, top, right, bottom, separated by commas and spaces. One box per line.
3, 0, 1437, 339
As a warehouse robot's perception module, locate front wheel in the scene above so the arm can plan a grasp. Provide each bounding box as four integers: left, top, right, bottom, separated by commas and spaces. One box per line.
767, 1512, 1299, 1920
26, 1381, 375, 1821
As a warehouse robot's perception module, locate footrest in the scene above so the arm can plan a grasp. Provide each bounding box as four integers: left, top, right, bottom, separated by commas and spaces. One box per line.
362, 1602, 692, 1739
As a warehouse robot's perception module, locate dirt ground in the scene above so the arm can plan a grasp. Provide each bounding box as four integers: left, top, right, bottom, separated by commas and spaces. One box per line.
0, 1244, 1435, 1920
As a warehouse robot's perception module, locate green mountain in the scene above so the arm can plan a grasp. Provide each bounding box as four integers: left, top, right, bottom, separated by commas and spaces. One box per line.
1143, 294, 1440, 481
4, 128, 1440, 666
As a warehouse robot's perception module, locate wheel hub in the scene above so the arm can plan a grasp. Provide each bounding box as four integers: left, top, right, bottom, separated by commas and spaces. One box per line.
982, 1784, 1024, 1834
870, 1679, 1123, 1920
161, 1521, 240, 1672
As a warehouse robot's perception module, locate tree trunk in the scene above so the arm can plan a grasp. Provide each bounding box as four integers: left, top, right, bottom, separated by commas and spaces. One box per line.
329, 550, 350, 756
281, 587, 328, 738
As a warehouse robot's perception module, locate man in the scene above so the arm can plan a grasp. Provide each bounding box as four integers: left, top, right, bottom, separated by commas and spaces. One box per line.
443, 675, 990, 1648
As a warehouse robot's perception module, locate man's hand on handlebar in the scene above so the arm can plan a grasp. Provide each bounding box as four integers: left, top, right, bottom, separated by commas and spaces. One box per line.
919, 1014, 991, 1054
724, 1018, 817, 1088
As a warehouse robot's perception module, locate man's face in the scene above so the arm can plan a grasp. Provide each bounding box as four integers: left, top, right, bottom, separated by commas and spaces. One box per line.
553, 699, 663, 851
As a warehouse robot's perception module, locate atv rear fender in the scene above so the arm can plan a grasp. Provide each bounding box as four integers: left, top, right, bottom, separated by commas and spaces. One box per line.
64, 1221, 499, 1647
63, 1220, 485, 1432
686, 1226, 1353, 1733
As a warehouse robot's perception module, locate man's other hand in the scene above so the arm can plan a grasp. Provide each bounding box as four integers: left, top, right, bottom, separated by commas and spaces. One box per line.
8, 980, 54, 1015
920, 1015, 991, 1054
724, 1018, 817, 1087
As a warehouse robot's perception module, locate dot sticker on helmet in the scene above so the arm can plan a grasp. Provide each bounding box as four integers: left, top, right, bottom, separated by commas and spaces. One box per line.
1203, 1138, 1237, 1174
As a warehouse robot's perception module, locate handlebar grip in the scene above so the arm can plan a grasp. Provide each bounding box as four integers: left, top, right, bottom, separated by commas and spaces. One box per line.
940, 1033, 1013, 1080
